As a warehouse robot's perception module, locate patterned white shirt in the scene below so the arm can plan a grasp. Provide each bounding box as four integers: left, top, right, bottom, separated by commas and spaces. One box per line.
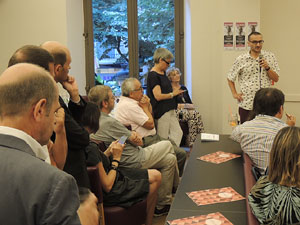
230, 115, 287, 174
227, 50, 280, 110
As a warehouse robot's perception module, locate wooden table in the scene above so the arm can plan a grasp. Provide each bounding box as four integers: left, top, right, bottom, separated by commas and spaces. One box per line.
166, 135, 247, 224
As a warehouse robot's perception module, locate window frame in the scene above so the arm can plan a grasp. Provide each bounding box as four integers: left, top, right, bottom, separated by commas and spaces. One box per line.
83, 0, 184, 94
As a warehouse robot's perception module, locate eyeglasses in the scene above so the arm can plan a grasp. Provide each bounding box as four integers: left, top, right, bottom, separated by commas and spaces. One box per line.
249, 40, 264, 44
162, 58, 170, 65
171, 72, 181, 77
108, 94, 115, 100
132, 87, 143, 92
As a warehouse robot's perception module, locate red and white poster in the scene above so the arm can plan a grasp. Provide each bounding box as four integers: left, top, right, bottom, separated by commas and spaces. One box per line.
235, 22, 246, 50
224, 22, 234, 50
248, 22, 259, 35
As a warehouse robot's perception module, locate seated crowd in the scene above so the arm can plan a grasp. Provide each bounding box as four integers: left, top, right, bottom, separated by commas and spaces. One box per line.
1, 42, 299, 225
0, 45, 196, 224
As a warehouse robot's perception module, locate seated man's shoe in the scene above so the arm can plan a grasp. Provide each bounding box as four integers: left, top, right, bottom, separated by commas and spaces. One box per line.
154, 205, 170, 217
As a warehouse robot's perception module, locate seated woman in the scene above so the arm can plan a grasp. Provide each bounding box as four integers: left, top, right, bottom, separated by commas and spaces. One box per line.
249, 126, 300, 224
167, 67, 204, 147
81, 102, 161, 225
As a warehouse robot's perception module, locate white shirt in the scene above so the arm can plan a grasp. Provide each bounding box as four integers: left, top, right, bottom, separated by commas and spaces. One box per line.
0, 126, 50, 162
115, 96, 156, 137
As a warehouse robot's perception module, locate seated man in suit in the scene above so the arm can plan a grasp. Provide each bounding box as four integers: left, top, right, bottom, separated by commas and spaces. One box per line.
231, 88, 296, 175
115, 78, 186, 176
0, 63, 98, 225
88, 85, 179, 216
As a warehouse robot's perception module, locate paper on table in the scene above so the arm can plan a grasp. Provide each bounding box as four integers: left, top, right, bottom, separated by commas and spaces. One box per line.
201, 133, 219, 141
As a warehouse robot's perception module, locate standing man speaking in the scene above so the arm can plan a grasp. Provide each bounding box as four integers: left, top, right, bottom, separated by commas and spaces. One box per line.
227, 31, 280, 123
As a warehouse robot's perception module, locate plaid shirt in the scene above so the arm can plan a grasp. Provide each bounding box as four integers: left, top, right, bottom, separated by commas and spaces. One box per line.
231, 115, 287, 174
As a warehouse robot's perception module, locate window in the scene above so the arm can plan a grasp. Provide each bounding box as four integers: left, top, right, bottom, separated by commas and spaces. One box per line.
83, 0, 184, 95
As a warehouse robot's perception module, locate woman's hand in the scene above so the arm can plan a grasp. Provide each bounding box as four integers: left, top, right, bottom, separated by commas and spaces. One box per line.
177, 104, 185, 109
109, 141, 124, 161
173, 88, 185, 97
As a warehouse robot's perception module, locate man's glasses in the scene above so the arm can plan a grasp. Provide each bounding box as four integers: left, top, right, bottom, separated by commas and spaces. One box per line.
162, 58, 170, 65
133, 87, 143, 92
249, 40, 264, 44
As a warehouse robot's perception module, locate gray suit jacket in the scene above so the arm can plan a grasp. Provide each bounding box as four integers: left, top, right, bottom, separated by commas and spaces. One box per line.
0, 134, 81, 225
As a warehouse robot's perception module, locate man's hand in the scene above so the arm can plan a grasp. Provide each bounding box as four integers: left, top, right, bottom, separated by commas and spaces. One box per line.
62, 75, 80, 102
54, 108, 65, 134
233, 92, 243, 102
128, 131, 143, 146
259, 58, 270, 70
138, 95, 150, 109
77, 192, 99, 225
286, 113, 296, 126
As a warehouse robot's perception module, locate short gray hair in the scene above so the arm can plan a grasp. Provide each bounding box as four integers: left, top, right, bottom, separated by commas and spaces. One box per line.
88, 85, 111, 109
166, 67, 181, 80
121, 78, 138, 97
153, 48, 174, 64
0, 66, 56, 117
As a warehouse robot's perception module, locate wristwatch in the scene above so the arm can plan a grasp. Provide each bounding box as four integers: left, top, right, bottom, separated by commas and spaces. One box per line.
170, 92, 174, 98
111, 164, 118, 170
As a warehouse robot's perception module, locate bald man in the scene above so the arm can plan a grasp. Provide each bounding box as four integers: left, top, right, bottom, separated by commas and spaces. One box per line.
41, 41, 90, 188
8, 45, 67, 170
0, 63, 98, 225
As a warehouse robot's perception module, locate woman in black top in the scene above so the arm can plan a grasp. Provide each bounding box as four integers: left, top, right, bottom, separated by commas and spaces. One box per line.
81, 102, 161, 225
167, 67, 204, 147
146, 48, 184, 147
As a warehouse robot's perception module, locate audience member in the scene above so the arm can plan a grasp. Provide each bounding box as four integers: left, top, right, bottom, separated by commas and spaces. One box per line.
147, 48, 184, 147
227, 32, 280, 123
41, 41, 90, 188
82, 102, 161, 225
8, 45, 67, 169
88, 85, 179, 216
231, 88, 296, 175
115, 78, 186, 176
0, 63, 98, 225
249, 126, 300, 224
167, 67, 204, 147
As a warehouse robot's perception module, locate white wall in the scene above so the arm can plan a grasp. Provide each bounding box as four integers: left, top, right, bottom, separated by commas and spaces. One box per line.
261, 0, 300, 126
0, 0, 86, 94
186, 0, 260, 134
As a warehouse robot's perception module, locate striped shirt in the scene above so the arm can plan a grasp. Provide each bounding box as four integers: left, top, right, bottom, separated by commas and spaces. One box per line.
231, 115, 287, 174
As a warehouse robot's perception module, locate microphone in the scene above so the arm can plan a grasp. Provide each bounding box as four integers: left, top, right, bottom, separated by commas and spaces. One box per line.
258, 54, 263, 89
259, 54, 263, 73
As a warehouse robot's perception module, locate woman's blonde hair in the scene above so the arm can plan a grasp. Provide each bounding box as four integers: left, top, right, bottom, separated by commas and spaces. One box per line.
268, 126, 300, 187
153, 48, 173, 64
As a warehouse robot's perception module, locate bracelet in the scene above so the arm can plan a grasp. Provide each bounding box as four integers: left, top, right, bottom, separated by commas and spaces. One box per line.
170, 92, 174, 98
111, 164, 118, 170
112, 159, 120, 164
266, 67, 270, 71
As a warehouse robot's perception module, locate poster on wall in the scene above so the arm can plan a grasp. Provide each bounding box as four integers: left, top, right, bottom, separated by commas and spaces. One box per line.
224, 22, 234, 50
247, 22, 259, 50
235, 22, 246, 50
248, 22, 259, 35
